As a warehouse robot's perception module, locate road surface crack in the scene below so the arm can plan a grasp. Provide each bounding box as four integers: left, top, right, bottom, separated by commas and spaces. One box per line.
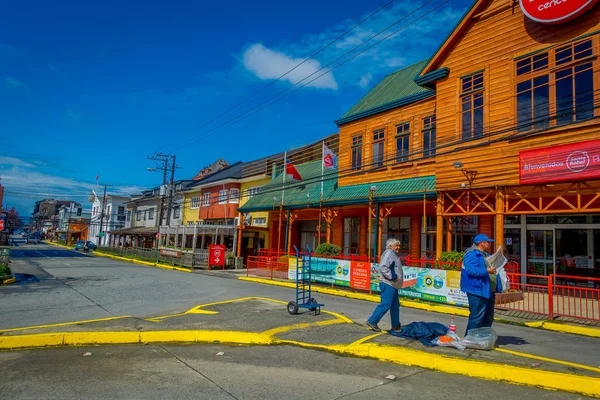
157, 345, 239, 399
334, 369, 427, 400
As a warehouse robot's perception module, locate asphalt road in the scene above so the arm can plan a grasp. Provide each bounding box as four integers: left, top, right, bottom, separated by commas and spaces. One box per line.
0, 344, 590, 400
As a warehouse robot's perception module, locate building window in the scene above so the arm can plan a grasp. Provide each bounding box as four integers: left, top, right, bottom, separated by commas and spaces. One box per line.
372, 129, 385, 168
248, 186, 262, 198
351, 135, 363, 170
218, 189, 228, 204
422, 115, 436, 158
118, 206, 125, 215
136, 211, 141, 221
191, 196, 200, 208
229, 188, 240, 204
148, 208, 154, 220
461, 71, 484, 140
395, 122, 410, 163
253, 217, 267, 226
106, 205, 111, 218
343, 217, 360, 255
172, 205, 180, 219
202, 193, 210, 206
515, 37, 595, 132
381, 217, 410, 253
126, 211, 131, 222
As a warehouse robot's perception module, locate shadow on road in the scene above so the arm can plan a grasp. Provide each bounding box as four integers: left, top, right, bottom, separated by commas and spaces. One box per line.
496, 335, 530, 346
8, 249, 92, 258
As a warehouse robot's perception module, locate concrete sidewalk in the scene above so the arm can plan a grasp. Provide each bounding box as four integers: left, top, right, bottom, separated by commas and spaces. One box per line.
1, 297, 598, 397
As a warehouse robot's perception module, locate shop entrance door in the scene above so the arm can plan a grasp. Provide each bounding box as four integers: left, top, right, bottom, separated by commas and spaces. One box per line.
526, 230, 554, 276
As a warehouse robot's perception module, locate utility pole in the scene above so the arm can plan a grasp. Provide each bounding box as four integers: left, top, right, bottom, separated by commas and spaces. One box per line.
166, 154, 176, 226
147, 153, 179, 247
99, 184, 107, 246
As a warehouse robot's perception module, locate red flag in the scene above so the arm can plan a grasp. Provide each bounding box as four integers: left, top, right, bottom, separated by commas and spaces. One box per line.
285, 158, 302, 181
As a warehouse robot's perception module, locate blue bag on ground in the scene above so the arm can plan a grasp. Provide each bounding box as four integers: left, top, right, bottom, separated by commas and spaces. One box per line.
391, 322, 449, 346
460, 327, 498, 350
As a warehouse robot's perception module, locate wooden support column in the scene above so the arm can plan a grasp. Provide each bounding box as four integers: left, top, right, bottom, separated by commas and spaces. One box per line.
285, 211, 298, 254
436, 193, 444, 258
236, 212, 243, 257
446, 217, 453, 252
192, 225, 198, 252
410, 216, 421, 260
321, 208, 338, 244
495, 188, 505, 253
377, 204, 393, 261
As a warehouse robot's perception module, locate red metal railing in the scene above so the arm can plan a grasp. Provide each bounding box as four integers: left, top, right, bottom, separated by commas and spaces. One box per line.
246, 255, 289, 280
552, 275, 600, 321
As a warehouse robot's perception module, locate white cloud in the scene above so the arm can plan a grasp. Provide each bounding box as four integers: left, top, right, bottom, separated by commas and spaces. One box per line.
0, 156, 35, 168
242, 43, 338, 90
358, 73, 373, 88
4, 76, 29, 91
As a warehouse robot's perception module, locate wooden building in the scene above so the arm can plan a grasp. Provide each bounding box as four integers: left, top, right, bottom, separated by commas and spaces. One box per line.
241, 0, 600, 279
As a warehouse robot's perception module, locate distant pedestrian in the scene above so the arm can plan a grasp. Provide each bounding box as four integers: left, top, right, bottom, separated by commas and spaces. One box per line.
461, 234, 502, 336
366, 238, 404, 332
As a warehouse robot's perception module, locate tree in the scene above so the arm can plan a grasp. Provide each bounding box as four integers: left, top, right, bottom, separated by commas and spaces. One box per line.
6, 207, 21, 233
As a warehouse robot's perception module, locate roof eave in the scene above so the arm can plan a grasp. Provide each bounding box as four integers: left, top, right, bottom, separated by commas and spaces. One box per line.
335, 91, 435, 126
414, 67, 450, 88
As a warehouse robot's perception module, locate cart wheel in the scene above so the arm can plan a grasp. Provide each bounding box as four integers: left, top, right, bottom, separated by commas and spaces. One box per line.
287, 301, 299, 315
309, 298, 318, 311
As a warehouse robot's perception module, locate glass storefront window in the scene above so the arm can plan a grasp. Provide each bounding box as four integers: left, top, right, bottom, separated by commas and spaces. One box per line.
382, 217, 410, 253
343, 217, 360, 255
504, 215, 521, 225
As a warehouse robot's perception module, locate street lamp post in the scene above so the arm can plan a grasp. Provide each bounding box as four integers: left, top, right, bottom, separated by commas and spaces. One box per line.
367, 186, 376, 261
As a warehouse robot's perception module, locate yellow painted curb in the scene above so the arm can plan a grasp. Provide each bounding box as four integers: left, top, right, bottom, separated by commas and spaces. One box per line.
1, 277, 16, 285
525, 321, 600, 338
0, 330, 272, 350
343, 343, 600, 398
93, 251, 191, 273
45, 241, 72, 250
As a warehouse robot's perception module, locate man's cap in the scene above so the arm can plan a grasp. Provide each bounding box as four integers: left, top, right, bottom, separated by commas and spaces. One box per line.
474, 234, 494, 244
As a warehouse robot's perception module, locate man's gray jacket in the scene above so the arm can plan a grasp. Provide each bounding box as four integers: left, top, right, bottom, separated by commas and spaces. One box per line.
379, 249, 403, 289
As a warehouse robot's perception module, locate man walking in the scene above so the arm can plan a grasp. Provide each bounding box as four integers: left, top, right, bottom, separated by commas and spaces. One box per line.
366, 238, 403, 332
461, 233, 502, 336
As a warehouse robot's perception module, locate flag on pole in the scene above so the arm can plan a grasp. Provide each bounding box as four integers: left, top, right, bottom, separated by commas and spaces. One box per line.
285, 157, 302, 181
323, 144, 338, 169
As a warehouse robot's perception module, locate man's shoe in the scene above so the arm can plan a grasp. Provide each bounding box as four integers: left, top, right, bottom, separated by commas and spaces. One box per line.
366, 321, 381, 332
390, 324, 402, 332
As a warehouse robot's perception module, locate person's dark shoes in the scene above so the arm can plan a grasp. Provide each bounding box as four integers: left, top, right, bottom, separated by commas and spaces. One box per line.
390, 324, 402, 332
366, 321, 381, 332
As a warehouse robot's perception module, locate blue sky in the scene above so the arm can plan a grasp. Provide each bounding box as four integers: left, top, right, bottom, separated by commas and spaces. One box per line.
1, 0, 469, 215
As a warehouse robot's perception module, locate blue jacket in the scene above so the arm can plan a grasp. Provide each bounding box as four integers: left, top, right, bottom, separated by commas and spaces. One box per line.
460, 246, 501, 299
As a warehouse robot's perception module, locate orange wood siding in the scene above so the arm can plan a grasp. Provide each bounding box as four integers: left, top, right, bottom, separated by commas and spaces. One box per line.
431, 1, 600, 190
199, 183, 241, 220
338, 98, 436, 187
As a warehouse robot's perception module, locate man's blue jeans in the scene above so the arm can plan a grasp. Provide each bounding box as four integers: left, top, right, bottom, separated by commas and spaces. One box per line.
465, 293, 495, 336
368, 283, 400, 327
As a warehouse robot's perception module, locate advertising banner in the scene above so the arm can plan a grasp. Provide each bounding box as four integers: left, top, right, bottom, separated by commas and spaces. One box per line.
520, 0, 599, 24
288, 256, 469, 307
519, 139, 600, 184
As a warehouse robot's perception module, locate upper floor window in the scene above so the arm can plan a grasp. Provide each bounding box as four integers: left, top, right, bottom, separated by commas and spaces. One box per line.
516, 37, 595, 132
136, 211, 141, 221
126, 211, 131, 222
248, 186, 262, 198
229, 188, 240, 204
422, 115, 436, 158
372, 128, 385, 168
118, 206, 125, 215
461, 71, 484, 139
148, 208, 154, 220
218, 189, 228, 204
202, 193, 210, 206
191, 196, 200, 209
172, 205, 180, 219
351, 135, 363, 170
395, 122, 410, 163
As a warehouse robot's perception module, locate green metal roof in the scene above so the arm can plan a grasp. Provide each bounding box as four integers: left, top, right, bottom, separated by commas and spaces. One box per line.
325, 176, 436, 206
336, 60, 433, 125
237, 160, 338, 212
238, 165, 435, 212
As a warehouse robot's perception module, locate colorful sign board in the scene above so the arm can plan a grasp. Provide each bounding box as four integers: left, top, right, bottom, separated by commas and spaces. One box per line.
519, 139, 600, 184
209, 244, 226, 266
520, 0, 599, 24
287, 257, 470, 307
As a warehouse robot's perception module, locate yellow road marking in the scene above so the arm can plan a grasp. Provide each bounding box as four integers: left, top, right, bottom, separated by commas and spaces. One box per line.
494, 347, 600, 373
262, 318, 346, 337
525, 321, 600, 338
0, 316, 131, 333
349, 332, 384, 346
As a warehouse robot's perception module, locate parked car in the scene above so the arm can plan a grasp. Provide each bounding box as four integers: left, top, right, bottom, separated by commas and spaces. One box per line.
75, 240, 97, 251
26, 235, 41, 244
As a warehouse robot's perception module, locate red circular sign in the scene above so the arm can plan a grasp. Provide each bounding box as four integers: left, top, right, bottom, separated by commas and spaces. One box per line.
0, 220, 4, 231
520, 0, 599, 24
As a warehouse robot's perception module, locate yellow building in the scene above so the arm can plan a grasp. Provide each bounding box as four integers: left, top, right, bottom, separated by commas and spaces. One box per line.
239, 177, 271, 258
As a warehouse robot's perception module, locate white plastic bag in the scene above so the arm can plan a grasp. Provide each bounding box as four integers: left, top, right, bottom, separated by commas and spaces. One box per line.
460, 327, 498, 350
496, 265, 510, 292
432, 335, 467, 351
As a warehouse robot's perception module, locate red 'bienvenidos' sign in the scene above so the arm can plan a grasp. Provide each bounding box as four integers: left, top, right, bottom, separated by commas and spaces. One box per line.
519, 139, 600, 184
520, 0, 599, 24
